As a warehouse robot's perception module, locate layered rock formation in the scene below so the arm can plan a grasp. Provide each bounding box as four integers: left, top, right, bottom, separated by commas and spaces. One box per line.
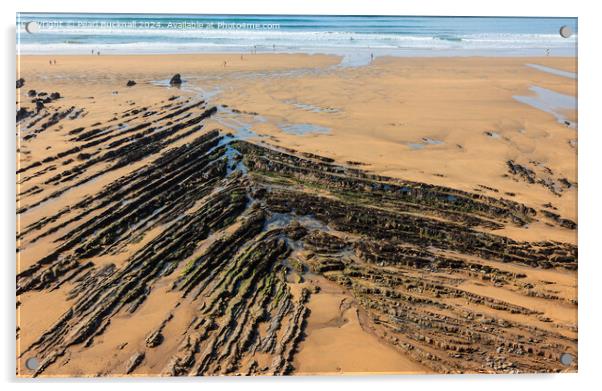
16, 93, 577, 376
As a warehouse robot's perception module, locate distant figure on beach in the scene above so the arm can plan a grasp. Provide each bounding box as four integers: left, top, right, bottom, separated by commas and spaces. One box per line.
224, 61, 227, 67
53, 60, 56, 65
91, 49, 94, 55
254, 45, 257, 54
240, 55, 243, 61
49, 60, 52, 65
545, 48, 550, 56
97, 51, 100, 56
273, 44, 275, 51
371, 53, 374, 62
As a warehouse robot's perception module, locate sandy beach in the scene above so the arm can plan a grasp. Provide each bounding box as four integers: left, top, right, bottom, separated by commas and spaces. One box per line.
16, 53, 577, 376
18, 54, 577, 240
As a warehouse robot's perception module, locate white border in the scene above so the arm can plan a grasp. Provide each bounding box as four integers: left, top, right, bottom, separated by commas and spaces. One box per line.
3, 1, 601, 391
7, 0, 583, 17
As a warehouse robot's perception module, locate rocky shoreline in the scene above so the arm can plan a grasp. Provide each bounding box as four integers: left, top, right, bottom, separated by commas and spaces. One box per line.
16, 89, 577, 376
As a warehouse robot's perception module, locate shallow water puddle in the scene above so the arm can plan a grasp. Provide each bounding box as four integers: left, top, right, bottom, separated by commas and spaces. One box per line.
408, 137, 444, 150
283, 99, 339, 114
214, 104, 330, 138
213, 111, 265, 140
513, 86, 576, 128
484, 131, 501, 139
266, 213, 331, 231
278, 123, 331, 135
151, 78, 222, 101
526, 63, 576, 80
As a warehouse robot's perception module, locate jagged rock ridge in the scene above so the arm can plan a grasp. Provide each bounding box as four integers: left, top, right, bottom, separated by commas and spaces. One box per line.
16, 95, 577, 376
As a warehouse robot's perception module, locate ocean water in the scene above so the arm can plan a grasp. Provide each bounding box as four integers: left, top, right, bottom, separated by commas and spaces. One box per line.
17, 13, 577, 64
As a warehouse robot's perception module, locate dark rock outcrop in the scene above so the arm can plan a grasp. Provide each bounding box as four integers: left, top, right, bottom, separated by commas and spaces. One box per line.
169, 74, 182, 86
17, 108, 31, 122
125, 352, 145, 374
35, 100, 44, 112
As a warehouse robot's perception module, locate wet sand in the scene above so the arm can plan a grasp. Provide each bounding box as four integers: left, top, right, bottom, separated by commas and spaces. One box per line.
16, 53, 577, 376
293, 275, 429, 375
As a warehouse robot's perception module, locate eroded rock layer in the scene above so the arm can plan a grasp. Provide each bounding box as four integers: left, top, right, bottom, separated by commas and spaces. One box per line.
17, 95, 577, 376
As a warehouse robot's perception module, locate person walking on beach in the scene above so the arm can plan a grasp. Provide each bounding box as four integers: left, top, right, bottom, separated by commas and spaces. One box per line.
224, 60, 227, 67
370, 53, 374, 62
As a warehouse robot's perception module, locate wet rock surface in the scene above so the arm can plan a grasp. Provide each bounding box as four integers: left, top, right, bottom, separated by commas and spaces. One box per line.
169, 74, 182, 86
506, 159, 576, 198
16, 93, 577, 376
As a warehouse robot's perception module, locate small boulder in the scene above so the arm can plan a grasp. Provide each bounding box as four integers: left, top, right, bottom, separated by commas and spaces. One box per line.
50, 92, 61, 100
77, 152, 92, 161
35, 100, 44, 111
125, 352, 145, 374
169, 73, 182, 86
126, 80, 136, 87
145, 329, 164, 348
16, 108, 31, 121
16, 78, 25, 89
27, 89, 37, 97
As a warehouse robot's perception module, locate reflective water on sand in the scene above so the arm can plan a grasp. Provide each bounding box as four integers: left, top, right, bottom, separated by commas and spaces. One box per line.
513, 86, 576, 128
278, 123, 331, 135
408, 137, 444, 150
526, 63, 576, 80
